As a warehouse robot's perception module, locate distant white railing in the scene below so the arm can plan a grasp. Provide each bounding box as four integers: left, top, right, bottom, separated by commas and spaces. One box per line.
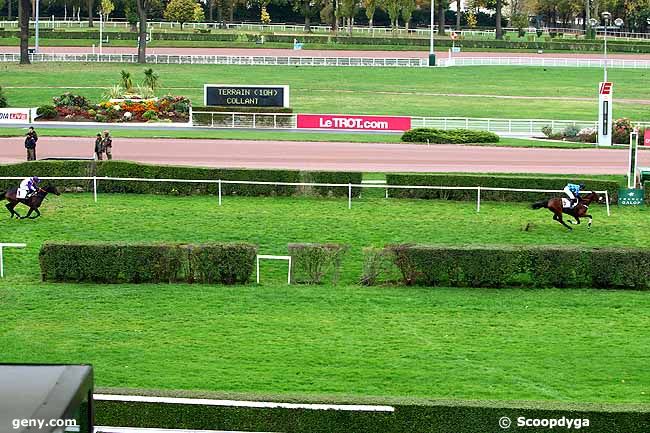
0, 52, 427, 67
440, 57, 650, 69
0, 176, 612, 216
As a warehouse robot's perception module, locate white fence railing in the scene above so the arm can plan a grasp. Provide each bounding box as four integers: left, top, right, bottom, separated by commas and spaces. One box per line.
440, 57, 650, 69
0, 176, 612, 216
0, 52, 427, 67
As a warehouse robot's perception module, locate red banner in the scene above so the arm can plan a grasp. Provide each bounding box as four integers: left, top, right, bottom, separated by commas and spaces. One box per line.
645, 129, 650, 146
297, 114, 411, 131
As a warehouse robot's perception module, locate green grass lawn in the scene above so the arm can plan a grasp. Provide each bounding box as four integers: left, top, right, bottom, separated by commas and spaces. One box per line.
1, 193, 649, 404
2, 63, 650, 120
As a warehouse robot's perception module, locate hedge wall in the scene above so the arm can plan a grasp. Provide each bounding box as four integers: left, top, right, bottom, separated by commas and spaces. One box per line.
386, 173, 620, 202
379, 245, 650, 290
94, 394, 650, 433
0, 161, 361, 198
39, 242, 257, 284
401, 128, 499, 144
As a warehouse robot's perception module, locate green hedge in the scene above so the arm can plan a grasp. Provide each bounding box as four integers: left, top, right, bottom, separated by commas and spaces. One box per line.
299, 171, 362, 197
378, 244, 650, 289
386, 173, 620, 202
39, 242, 257, 284
401, 128, 499, 144
0, 161, 359, 198
94, 393, 650, 433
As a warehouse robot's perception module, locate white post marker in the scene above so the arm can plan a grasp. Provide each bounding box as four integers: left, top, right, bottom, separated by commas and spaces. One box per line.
476, 186, 481, 213
256, 255, 292, 284
348, 183, 352, 209
0, 243, 27, 278
93, 176, 98, 203
218, 179, 222, 206
598, 81, 613, 146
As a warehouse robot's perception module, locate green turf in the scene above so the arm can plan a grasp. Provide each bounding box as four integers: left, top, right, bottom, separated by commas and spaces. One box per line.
2, 63, 649, 120
1, 193, 648, 404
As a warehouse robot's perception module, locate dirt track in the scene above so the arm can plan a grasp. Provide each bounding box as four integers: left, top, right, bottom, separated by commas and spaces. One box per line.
1, 136, 647, 174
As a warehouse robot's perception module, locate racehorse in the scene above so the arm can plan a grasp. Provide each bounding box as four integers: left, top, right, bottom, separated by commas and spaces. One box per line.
531, 191, 604, 230
0, 184, 60, 219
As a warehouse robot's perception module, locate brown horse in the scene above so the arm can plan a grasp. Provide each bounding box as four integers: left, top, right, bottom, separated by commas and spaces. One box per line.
0, 184, 60, 219
532, 191, 604, 230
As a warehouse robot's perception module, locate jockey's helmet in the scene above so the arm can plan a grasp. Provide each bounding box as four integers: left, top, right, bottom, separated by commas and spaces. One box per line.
33, 176, 40, 184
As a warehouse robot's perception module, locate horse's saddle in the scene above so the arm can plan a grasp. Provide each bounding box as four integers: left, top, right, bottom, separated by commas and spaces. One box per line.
562, 198, 577, 210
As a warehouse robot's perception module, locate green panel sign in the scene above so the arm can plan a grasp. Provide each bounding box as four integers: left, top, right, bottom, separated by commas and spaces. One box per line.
618, 188, 645, 206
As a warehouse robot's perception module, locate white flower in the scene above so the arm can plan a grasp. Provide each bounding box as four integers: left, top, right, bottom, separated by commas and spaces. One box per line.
113, 105, 121, 111
578, 127, 596, 136
123, 112, 133, 119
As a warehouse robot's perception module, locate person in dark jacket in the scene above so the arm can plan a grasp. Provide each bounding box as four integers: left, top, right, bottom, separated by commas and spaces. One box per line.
94, 133, 103, 160
101, 130, 113, 160
24, 127, 38, 161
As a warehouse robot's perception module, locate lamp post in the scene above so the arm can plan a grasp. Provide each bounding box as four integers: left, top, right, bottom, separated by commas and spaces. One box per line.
35, 0, 39, 52
429, 0, 435, 66
99, 11, 103, 55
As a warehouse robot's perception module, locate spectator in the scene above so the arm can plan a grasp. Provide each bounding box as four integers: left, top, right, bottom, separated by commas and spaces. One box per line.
24, 126, 38, 161
102, 130, 113, 160
94, 133, 103, 160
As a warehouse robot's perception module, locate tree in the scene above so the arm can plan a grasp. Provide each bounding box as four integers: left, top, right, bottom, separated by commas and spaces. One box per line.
456, 0, 461, 29
101, 0, 115, 19
143, 68, 159, 91
164, 0, 198, 29
193, 2, 205, 21
340, 0, 356, 34
292, 0, 320, 32
400, 0, 416, 29
88, 0, 94, 27
495, 0, 503, 39
364, 0, 377, 27
381, 0, 401, 29
125, 0, 139, 31
19, 0, 30, 64
136, 0, 151, 63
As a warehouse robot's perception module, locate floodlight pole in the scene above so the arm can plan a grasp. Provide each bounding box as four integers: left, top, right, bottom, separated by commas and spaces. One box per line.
99, 12, 103, 55
603, 16, 608, 82
429, 0, 435, 66
35, 0, 40, 52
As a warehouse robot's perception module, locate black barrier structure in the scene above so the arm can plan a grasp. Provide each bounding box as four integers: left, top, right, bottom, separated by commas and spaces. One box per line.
0, 364, 94, 433
204, 84, 290, 108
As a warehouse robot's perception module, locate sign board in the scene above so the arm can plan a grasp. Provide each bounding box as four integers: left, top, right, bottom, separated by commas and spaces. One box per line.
297, 114, 411, 132
644, 129, 650, 146
0, 108, 30, 123
618, 188, 644, 206
597, 82, 613, 146
204, 85, 289, 108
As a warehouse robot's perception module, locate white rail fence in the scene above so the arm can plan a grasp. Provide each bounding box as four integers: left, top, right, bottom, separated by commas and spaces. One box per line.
0, 52, 427, 67
440, 57, 650, 69
192, 112, 635, 135
0, 176, 611, 216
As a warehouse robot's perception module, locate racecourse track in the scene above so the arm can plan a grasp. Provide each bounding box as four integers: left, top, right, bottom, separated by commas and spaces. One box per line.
0, 136, 647, 174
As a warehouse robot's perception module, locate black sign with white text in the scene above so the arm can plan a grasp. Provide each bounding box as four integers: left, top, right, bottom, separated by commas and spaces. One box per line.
204, 85, 289, 107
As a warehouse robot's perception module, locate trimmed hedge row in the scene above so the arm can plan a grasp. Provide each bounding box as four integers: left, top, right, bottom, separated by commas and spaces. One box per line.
39, 242, 257, 284
402, 128, 499, 144
0, 161, 362, 197
299, 171, 363, 197
374, 245, 650, 289
95, 394, 650, 433
386, 173, 620, 202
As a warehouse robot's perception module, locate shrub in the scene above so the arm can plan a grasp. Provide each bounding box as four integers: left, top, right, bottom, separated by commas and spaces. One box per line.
612, 117, 633, 144
189, 243, 257, 284
40, 242, 258, 284
95, 113, 108, 122
288, 243, 349, 284
578, 127, 597, 143
386, 173, 621, 202
53, 92, 90, 109
0, 86, 7, 108
401, 128, 499, 144
143, 110, 159, 121
563, 124, 581, 138
360, 247, 395, 286
382, 244, 650, 289
36, 105, 57, 119
541, 125, 553, 138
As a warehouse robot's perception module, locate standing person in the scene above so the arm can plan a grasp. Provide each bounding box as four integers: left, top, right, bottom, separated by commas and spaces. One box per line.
24, 126, 38, 161
102, 130, 113, 160
94, 133, 104, 160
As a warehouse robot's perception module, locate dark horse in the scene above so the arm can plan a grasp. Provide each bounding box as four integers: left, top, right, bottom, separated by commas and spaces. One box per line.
532, 191, 604, 230
0, 184, 60, 219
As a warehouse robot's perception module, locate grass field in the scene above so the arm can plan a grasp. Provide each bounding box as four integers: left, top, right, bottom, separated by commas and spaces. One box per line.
2, 63, 650, 120
1, 193, 649, 404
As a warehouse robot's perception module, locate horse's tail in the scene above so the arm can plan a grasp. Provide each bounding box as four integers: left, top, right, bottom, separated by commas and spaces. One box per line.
531, 200, 547, 210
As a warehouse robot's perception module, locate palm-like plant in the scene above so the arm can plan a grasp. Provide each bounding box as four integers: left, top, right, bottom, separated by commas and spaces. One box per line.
120, 70, 134, 93
103, 85, 125, 100
143, 68, 159, 92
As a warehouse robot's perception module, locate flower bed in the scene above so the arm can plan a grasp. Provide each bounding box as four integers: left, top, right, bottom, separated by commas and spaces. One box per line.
540, 118, 644, 144
38, 92, 190, 123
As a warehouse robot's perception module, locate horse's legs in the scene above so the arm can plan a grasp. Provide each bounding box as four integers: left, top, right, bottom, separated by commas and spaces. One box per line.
6, 202, 20, 219
584, 214, 593, 229
554, 212, 573, 231
21, 208, 34, 220
29, 208, 41, 219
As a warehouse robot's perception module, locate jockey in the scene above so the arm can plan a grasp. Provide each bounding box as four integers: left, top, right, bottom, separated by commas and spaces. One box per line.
563, 182, 585, 209
17, 176, 41, 200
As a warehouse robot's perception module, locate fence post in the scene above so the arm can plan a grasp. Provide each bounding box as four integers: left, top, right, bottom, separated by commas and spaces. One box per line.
476, 186, 481, 213
605, 191, 611, 216
218, 179, 222, 206
348, 183, 352, 209
93, 176, 98, 203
